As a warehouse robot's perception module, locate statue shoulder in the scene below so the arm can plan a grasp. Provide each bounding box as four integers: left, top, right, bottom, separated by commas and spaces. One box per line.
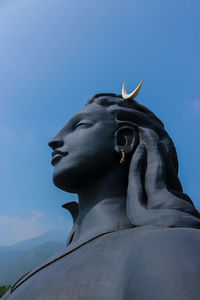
125, 226, 200, 266
124, 227, 200, 300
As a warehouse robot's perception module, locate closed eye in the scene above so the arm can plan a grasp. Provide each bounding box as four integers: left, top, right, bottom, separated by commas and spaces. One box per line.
75, 120, 94, 128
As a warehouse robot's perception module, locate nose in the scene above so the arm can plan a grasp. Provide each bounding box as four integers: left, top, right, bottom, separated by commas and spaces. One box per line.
48, 138, 64, 150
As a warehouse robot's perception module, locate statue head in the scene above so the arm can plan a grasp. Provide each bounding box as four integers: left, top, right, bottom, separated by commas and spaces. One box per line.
49, 82, 200, 228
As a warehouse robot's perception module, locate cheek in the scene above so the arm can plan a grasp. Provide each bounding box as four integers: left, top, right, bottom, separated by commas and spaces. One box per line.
66, 128, 115, 160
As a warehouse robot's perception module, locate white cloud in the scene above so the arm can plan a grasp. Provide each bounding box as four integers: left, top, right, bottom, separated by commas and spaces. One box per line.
29, 210, 43, 218
0, 210, 46, 246
0, 210, 72, 246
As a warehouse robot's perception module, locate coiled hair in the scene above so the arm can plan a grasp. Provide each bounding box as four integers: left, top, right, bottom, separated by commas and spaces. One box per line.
86, 93, 200, 228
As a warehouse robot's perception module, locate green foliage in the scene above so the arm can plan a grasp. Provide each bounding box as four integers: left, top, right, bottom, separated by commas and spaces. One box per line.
0, 285, 11, 297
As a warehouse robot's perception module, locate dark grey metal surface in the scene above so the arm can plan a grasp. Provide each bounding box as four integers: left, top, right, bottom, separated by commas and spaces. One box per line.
4, 94, 200, 299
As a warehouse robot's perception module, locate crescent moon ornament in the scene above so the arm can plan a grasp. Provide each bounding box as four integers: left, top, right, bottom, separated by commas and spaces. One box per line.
122, 80, 143, 100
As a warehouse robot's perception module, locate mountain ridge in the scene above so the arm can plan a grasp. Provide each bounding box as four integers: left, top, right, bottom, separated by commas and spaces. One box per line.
0, 230, 68, 252
0, 230, 68, 285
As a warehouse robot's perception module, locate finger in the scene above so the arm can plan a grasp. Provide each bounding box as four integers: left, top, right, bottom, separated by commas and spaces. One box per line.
140, 128, 167, 194
127, 143, 147, 214
129, 142, 146, 177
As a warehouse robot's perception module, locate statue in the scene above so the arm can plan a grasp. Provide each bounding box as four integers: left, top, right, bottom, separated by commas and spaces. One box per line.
3, 81, 200, 300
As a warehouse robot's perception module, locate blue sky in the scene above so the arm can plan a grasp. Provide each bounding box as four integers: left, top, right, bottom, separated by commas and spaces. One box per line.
0, 0, 199, 245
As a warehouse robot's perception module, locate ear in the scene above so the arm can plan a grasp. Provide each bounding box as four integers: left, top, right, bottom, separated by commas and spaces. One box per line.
114, 126, 138, 155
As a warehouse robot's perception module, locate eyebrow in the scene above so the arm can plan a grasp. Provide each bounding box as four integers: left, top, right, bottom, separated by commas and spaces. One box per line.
67, 112, 95, 125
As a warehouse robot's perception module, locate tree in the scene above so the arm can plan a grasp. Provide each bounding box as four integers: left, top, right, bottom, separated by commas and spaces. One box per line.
0, 285, 11, 298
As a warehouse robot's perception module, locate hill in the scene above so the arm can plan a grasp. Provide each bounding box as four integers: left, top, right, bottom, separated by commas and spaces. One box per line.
0, 231, 67, 285
0, 230, 68, 252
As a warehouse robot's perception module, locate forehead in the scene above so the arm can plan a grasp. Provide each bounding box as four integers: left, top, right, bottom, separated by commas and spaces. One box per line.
69, 103, 114, 123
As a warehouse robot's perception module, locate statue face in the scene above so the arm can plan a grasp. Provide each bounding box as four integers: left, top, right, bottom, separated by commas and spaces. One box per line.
48, 103, 117, 193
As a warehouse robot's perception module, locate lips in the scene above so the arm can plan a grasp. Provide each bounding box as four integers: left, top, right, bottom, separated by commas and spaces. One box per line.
51, 150, 68, 166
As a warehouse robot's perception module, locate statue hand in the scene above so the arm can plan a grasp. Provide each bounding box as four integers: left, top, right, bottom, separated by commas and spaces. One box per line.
139, 128, 194, 213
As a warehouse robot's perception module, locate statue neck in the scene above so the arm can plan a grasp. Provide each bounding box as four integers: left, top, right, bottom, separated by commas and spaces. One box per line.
71, 196, 131, 244
68, 166, 131, 244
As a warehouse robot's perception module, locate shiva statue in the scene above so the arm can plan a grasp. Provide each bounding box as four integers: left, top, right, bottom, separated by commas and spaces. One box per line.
3, 81, 200, 300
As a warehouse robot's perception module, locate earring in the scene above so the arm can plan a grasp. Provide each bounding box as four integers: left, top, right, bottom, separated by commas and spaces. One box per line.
120, 148, 125, 164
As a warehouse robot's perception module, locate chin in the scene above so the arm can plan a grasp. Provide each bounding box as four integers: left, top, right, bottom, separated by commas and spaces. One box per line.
52, 158, 110, 193
52, 165, 92, 193
53, 171, 78, 193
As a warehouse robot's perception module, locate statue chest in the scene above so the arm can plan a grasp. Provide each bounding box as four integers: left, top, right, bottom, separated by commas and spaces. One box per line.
8, 232, 131, 300
6, 227, 200, 300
